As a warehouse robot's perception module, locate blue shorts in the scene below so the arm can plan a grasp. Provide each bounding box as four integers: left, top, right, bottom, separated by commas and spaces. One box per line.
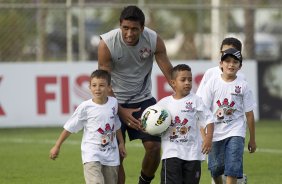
120, 97, 161, 142
208, 136, 245, 178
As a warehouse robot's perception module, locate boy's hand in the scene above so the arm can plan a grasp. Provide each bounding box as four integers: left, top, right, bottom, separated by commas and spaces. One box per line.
201, 138, 212, 154
248, 140, 257, 153
49, 146, 60, 160
202, 123, 214, 154
118, 143, 127, 158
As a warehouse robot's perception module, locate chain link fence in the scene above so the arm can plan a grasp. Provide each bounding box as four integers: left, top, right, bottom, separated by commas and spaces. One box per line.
0, 0, 281, 62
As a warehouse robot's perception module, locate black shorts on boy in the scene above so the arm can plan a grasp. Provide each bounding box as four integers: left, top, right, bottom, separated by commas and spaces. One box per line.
161, 158, 201, 184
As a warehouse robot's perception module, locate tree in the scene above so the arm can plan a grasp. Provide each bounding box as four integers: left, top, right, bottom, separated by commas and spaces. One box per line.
0, 10, 35, 61
243, 0, 255, 59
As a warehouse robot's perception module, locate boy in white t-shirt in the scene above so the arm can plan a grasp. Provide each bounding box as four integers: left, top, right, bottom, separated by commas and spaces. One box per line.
157, 64, 214, 184
197, 37, 249, 184
49, 70, 126, 184
201, 48, 257, 184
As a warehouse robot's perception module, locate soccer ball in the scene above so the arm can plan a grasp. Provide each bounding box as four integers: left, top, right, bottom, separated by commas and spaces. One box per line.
141, 104, 171, 136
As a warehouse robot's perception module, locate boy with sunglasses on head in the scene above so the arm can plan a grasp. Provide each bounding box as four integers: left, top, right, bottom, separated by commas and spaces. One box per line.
200, 48, 257, 184
197, 37, 250, 184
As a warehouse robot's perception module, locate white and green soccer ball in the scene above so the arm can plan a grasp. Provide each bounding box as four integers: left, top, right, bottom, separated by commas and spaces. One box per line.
141, 104, 171, 136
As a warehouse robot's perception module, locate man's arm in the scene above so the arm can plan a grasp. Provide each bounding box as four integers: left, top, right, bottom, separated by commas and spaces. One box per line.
98, 39, 111, 71
154, 35, 173, 88
98, 39, 115, 96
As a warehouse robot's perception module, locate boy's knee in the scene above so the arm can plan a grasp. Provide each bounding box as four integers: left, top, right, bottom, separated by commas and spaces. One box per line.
210, 165, 224, 178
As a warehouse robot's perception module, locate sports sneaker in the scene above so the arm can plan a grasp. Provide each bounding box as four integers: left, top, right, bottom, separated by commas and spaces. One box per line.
237, 174, 247, 184
211, 174, 247, 184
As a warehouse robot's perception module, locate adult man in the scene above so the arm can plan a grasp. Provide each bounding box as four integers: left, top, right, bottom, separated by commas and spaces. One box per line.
98, 5, 173, 184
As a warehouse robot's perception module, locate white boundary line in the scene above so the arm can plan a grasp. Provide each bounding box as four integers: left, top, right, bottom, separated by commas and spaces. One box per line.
1, 138, 282, 154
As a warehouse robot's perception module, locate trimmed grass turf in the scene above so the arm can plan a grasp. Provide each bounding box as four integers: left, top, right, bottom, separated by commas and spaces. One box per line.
0, 120, 281, 183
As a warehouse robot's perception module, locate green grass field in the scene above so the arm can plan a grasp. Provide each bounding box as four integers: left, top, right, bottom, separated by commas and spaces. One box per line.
0, 120, 281, 184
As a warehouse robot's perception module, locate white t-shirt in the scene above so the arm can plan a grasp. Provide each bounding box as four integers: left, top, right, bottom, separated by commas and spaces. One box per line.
158, 93, 214, 161
196, 66, 245, 98
100, 27, 157, 104
64, 96, 121, 166
200, 76, 256, 142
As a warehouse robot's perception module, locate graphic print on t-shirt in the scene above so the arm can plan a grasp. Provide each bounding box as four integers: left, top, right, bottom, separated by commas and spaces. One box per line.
169, 116, 191, 143
97, 123, 116, 152
215, 85, 242, 124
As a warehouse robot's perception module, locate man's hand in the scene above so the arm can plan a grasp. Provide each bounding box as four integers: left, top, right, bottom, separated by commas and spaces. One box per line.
118, 106, 141, 130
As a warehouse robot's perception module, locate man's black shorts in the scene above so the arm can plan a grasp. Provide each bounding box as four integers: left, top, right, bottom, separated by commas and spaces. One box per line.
120, 97, 161, 142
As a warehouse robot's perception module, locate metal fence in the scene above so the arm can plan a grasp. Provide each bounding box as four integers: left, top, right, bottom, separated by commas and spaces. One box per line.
0, 0, 282, 62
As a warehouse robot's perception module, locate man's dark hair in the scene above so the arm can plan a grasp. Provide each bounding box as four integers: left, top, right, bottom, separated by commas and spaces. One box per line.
90, 70, 111, 85
220, 37, 242, 52
171, 64, 191, 80
120, 5, 145, 27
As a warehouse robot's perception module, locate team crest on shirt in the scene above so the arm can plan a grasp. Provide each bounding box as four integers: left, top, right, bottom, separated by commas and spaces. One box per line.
185, 101, 193, 111
215, 98, 236, 123
181, 101, 194, 113
139, 47, 152, 60
235, 86, 241, 94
